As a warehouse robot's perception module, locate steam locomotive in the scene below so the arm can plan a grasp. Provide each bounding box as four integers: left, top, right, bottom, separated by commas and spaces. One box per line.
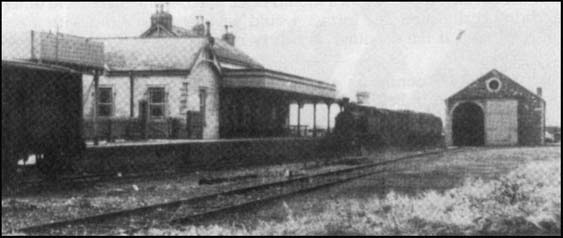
328, 99, 444, 156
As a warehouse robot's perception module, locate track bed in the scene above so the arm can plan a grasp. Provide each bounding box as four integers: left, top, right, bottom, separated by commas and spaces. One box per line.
2, 149, 442, 235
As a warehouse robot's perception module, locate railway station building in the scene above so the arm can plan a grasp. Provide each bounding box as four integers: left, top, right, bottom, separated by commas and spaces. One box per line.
445, 69, 545, 146
80, 8, 337, 140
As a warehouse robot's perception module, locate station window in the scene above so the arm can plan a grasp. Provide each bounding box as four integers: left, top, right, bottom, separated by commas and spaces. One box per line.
97, 87, 113, 117
148, 87, 166, 118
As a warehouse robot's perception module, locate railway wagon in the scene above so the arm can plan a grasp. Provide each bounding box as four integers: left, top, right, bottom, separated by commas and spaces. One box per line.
2, 60, 85, 189
330, 102, 444, 155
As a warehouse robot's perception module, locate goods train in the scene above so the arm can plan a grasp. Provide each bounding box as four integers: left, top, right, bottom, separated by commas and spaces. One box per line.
2, 60, 85, 189
327, 99, 444, 156
1, 60, 444, 191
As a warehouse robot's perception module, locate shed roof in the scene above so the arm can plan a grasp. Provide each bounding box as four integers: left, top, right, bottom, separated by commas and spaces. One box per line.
446, 69, 545, 104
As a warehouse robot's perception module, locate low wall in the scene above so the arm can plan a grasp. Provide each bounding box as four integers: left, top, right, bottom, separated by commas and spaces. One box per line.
83, 118, 191, 140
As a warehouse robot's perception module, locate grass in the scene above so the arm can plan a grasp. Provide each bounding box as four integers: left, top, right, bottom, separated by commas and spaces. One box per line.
136, 147, 561, 236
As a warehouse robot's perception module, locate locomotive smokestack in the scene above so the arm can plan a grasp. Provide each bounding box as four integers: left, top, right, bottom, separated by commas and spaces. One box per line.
537, 87, 542, 97
339, 97, 350, 111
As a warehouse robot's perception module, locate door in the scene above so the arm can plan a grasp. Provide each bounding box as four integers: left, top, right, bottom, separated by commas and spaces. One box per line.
485, 99, 518, 145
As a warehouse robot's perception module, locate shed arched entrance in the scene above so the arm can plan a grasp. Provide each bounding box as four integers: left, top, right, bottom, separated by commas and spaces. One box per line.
452, 102, 484, 146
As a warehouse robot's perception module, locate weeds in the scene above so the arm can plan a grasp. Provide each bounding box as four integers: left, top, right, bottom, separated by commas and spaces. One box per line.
137, 156, 560, 236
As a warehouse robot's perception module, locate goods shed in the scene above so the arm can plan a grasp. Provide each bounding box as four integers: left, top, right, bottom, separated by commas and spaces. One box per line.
445, 69, 545, 146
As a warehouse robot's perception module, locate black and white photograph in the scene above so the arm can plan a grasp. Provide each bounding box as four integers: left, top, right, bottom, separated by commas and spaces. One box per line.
1, 2, 561, 236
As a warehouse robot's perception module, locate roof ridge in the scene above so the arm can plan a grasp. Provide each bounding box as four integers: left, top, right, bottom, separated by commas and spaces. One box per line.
90, 36, 207, 40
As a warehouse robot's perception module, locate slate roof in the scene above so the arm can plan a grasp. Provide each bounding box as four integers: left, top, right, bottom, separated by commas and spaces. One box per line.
100, 37, 207, 71
213, 38, 263, 69
98, 36, 264, 72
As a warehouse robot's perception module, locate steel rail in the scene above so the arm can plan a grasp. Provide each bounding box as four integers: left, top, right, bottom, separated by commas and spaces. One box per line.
17, 148, 463, 235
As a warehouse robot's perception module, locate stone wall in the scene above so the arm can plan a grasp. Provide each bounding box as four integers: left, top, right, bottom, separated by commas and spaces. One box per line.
518, 96, 545, 145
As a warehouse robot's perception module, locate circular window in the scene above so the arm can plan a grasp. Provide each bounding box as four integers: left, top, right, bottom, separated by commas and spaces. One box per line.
486, 77, 502, 92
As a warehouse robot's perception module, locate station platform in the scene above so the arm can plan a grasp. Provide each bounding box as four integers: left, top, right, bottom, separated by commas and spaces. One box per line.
85, 137, 317, 148
79, 137, 328, 176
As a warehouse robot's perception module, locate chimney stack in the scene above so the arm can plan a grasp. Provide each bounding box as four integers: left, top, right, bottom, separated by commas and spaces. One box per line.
150, 4, 172, 31
205, 21, 215, 46
192, 16, 206, 36
537, 87, 542, 97
222, 25, 236, 46
205, 21, 211, 37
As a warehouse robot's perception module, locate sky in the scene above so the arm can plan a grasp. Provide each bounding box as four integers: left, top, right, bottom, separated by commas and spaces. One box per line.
2, 2, 561, 127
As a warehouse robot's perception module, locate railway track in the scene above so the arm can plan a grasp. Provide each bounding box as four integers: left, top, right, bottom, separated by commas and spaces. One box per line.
14, 158, 266, 195
15, 168, 193, 195
17, 148, 463, 235
14, 156, 349, 195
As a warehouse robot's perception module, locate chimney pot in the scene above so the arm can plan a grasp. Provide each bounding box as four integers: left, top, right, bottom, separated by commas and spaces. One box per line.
537, 87, 543, 97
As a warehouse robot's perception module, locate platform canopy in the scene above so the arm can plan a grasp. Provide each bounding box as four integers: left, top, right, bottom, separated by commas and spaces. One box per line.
222, 68, 337, 101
